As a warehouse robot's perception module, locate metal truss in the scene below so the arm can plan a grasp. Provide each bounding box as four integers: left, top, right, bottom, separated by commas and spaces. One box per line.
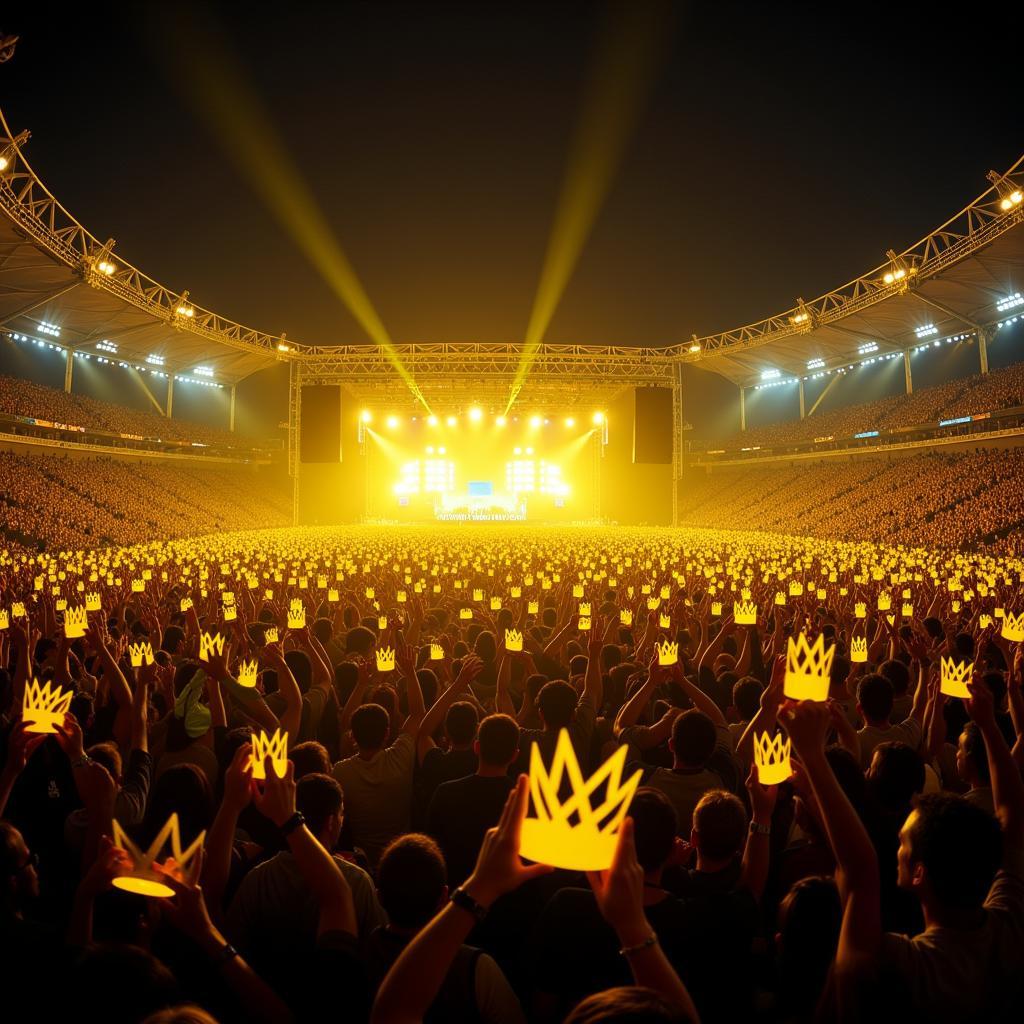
669, 152, 1024, 361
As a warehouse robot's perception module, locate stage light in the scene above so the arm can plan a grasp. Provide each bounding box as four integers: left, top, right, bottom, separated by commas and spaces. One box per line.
530, 415, 542, 428
592, 411, 604, 425
438, 446, 446, 455
360, 410, 372, 423
0, 156, 7, 172
386, 415, 399, 429
565, 417, 575, 428
688, 342, 701, 353
526, 447, 534, 455
427, 414, 438, 426
96, 259, 116, 276
277, 343, 290, 352
425, 446, 434, 455
447, 415, 457, 427
495, 415, 507, 427
469, 406, 483, 422
514, 447, 522, 455
176, 304, 195, 318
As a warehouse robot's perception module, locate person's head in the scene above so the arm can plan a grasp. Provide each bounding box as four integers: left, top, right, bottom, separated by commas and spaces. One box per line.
161, 625, 186, 657
564, 987, 688, 1024
377, 833, 447, 930
291, 741, 331, 778
334, 660, 359, 703
476, 713, 519, 768
444, 701, 478, 748
878, 658, 911, 697
897, 793, 1002, 912
142, 1007, 220, 1024
473, 629, 496, 663
601, 643, 622, 672
0, 821, 39, 912
630, 788, 679, 873
72, 944, 180, 1024
351, 703, 389, 753
956, 722, 991, 787
345, 625, 375, 656
867, 741, 925, 814
669, 709, 717, 769
284, 649, 312, 694
311, 617, 333, 646
856, 673, 893, 725
691, 790, 747, 864
537, 679, 578, 731
87, 741, 123, 784
145, 765, 213, 848
731, 677, 762, 723
295, 773, 344, 848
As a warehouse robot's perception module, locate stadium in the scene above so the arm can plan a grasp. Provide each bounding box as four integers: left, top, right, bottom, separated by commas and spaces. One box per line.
0, 7, 1022, 1024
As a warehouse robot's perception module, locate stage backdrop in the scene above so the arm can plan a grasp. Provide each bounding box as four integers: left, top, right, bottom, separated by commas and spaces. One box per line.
603, 387, 673, 525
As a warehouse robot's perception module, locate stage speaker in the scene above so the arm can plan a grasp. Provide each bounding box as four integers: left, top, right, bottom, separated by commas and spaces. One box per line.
633, 387, 673, 464
300, 385, 342, 463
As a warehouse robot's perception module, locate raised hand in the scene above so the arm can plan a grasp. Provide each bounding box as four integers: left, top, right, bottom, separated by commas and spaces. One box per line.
586, 817, 649, 944
778, 699, 832, 757
252, 759, 297, 827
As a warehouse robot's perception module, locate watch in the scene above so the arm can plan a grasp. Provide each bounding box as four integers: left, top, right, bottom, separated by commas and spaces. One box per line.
280, 811, 306, 837
450, 886, 489, 922
71, 754, 92, 770
749, 820, 771, 836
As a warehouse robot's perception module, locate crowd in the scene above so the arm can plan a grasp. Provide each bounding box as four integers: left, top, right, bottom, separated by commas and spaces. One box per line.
0, 374, 246, 448
680, 448, 1024, 553
1, 523, 1022, 1023
0, 450, 290, 552
726, 360, 1024, 450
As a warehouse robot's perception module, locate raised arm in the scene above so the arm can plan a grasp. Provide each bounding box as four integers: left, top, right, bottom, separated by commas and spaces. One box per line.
263, 642, 302, 741
398, 642, 426, 737
582, 618, 604, 710
417, 655, 482, 764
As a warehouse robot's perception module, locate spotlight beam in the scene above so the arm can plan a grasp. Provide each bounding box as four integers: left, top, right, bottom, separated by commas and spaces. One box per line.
164, 10, 430, 413
506, 1, 675, 414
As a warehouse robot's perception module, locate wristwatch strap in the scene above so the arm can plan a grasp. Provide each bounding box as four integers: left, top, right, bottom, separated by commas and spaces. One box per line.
749, 820, 771, 836
280, 811, 306, 837
450, 886, 488, 922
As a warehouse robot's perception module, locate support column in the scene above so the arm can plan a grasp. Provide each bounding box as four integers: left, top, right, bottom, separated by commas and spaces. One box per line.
64, 351, 73, 393
287, 360, 301, 526
903, 351, 913, 395
739, 386, 746, 432
979, 329, 990, 375
671, 363, 683, 527
166, 375, 174, 417
229, 385, 236, 432
798, 379, 805, 419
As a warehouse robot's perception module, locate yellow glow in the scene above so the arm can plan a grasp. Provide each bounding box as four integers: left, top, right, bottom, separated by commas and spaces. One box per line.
376, 646, 396, 672
112, 876, 176, 898
361, 410, 372, 423
530, 415, 542, 428
506, 2, 674, 412
250, 728, 288, 780
495, 415, 507, 427
592, 411, 605, 425
469, 407, 483, 422
427, 415, 438, 426
519, 729, 642, 871
446, 415, 457, 427
783, 632, 834, 701
754, 732, 792, 785
0, 155, 8, 171
688, 343, 701, 354
277, 342, 290, 352
386, 415, 399, 429
940, 656, 972, 698
565, 417, 575, 428
22, 678, 73, 734
850, 636, 868, 663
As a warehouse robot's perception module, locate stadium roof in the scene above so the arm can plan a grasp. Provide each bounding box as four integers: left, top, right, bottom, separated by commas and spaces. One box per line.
1, 102, 1022, 393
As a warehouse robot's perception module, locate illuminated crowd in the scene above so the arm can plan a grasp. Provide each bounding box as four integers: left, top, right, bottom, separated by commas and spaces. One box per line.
0, 373, 243, 447
1, 523, 1022, 1023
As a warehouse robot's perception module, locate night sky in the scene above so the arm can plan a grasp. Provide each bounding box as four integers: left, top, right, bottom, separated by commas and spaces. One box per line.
3, 2, 1021, 356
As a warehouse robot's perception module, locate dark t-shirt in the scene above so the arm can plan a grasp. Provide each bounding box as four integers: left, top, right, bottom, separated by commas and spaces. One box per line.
427, 773, 516, 887
414, 746, 479, 828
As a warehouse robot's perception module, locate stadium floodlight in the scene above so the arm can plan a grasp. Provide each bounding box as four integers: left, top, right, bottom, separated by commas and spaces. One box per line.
146, 354, 165, 366
915, 324, 939, 339
469, 406, 483, 422
1000, 190, 1023, 212
495, 415, 507, 427
761, 369, 780, 381
0, 156, 6, 172
176, 304, 195, 318
857, 342, 878, 355
688, 342, 701, 353
530, 415, 542, 428
427, 414, 438, 426
277, 342, 290, 352
592, 411, 605, 425
96, 340, 117, 353
360, 410, 372, 423
565, 417, 575, 428
446, 415, 457, 427
806, 358, 825, 370
193, 366, 214, 378
996, 292, 1023, 313
39, 321, 60, 337
96, 259, 116, 276
386, 415, 399, 429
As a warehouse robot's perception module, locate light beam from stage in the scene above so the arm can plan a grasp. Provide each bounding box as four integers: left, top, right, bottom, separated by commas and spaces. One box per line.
506, 1, 675, 414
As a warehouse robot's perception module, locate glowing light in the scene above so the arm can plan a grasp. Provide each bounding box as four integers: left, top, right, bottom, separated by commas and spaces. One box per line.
469, 407, 483, 422
96, 259, 116, 276
277, 342, 290, 352
530, 415, 542, 428
146, 354, 165, 366
386, 415, 399, 429
0, 155, 7, 172
428, 415, 438, 426
176, 304, 195, 318
495, 415, 507, 427
688, 342, 701, 353
446, 415, 457, 427
360, 410, 372, 423
592, 411, 604, 425
565, 417, 575, 428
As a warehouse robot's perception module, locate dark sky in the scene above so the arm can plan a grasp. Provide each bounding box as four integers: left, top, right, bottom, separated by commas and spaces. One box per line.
3, 1, 1021, 352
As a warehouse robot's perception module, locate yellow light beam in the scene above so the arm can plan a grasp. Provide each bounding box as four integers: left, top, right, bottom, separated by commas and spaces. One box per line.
507, 2, 675, 414
164, 11, 430, 412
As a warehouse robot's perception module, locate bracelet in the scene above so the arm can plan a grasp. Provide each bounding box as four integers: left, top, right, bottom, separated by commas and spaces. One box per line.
750, 820, 771, 836
71, 755, 92, 770
450, 886, 489, 922
279, 811, 306, 837
619, 933, 658, 958
213, 942, 239, 968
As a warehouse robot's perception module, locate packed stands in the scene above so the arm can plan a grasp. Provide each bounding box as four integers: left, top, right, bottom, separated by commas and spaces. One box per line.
0, 449, 290, 551
0, 373, 246, 447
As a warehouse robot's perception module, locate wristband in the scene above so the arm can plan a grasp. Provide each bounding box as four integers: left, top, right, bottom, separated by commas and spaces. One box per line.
450, 886, 489, 922
280, 811, 306, 837
749, 820, 771, 836
71, 755, 92, 770
213, 942, 239, 968
619, 933, 658, 958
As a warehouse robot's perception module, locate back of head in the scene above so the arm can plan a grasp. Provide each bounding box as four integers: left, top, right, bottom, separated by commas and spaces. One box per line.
345, 625, 375, 655
856, 673, 893, 722
473, 629, 496, 663
670, 709, 717, 768
162, 624, 185, 655
142, 1007, 220, 1024
145, 764, 213, 846
377, 833, 447, 929
72, 944, 180, 1024
87, 741, 122, 782
284, 649, 312, 694
444, 701, 478, 746
906, 793, 1002, 910
311, 617, 333, 645
630, 788, 678, 872
295, 773, 343, 834
564, 986, 688, 1024
878, 658, 911, 696
351, 703, 389, 751
291, 741, 331, 778
868, 741, 925, 813
538, 679, 578, 730
777, 876, 842, 1009
692, 790, 747, 860
732, 677, 762, 722
477, 713, 519, 767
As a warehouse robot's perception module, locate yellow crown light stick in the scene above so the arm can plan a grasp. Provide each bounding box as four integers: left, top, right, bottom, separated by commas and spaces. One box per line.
376, 647, 396, 672
940, 656, 973, 699
22, 678, 73, 734
783, 632, 835, 701
505, 628, 524, 652
250, 729, 289, 780
111, 814, 205, 898
753, 731, 792, 785
519, 730, 642, 871
657, 640, 678, 666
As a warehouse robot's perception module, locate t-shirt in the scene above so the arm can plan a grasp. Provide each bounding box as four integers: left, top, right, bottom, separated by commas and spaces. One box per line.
414, 746, 479, 826
332, 732, 416, 865
427, 774, 516, 886
515, 698, 596, 775
642, 766, 726, 834
880, 868, 1024, 1023
857, 718, 922, 769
